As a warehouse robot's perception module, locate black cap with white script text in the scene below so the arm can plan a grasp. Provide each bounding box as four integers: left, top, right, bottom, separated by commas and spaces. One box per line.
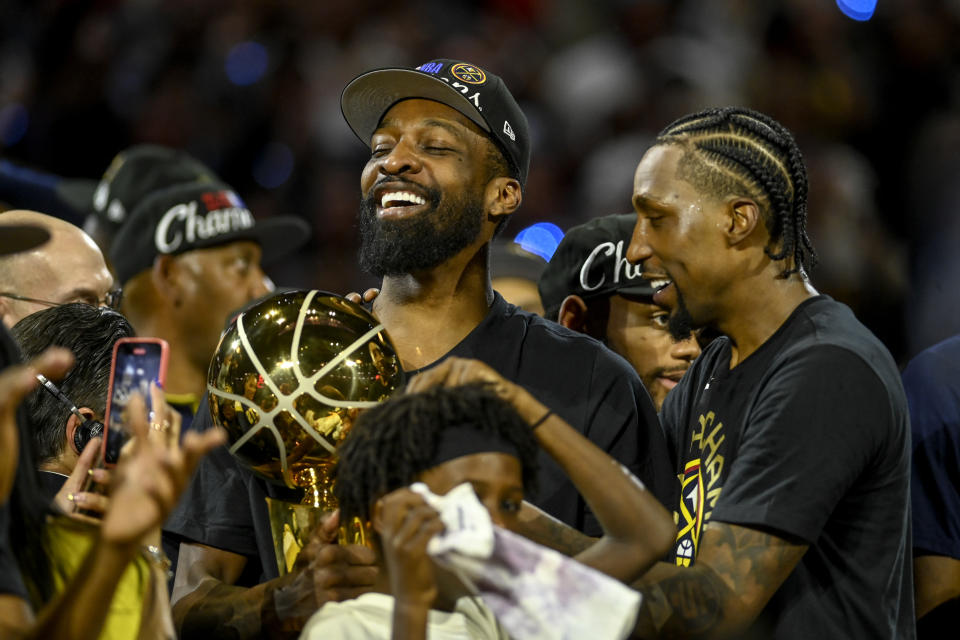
109, 182, 310, 284
538, 213, 655, 321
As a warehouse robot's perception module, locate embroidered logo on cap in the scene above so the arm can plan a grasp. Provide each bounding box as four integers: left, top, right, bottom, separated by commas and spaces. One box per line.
154, 190, 254, 253
451, 63, 486, 85
417, 62, 443, 75
503, 121, 516, 141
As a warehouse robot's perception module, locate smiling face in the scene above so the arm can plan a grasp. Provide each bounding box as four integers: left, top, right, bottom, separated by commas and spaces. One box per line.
627, 144, 734, 333
357, 99, 504, 277
417, 451, 525, 531
604, 293, 701, 410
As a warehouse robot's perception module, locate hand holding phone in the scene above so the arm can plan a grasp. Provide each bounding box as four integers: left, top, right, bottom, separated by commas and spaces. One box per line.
101, 338, 169, 466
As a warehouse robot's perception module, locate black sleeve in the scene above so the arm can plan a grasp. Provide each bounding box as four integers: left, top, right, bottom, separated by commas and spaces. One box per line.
163, 394, 260, 557
0, 505, 28, 599
711, 346, 895, 543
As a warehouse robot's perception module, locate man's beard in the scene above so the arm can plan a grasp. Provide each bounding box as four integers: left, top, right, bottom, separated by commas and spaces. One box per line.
668, 287, 696, 341
358, 182, 485, 277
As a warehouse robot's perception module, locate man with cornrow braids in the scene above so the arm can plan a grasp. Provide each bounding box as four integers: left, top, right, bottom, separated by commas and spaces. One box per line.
621, 107, 913, 638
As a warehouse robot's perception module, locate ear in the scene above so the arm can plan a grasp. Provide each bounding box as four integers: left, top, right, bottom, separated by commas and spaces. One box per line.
725, 198, 761, 246
557, 295, 589, 331
0, 297, 14, 330
150, 254, 182, 304
485, 177, 522, 225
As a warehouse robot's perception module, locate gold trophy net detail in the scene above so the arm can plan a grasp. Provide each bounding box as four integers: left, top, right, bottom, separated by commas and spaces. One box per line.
207, 290, 404, 574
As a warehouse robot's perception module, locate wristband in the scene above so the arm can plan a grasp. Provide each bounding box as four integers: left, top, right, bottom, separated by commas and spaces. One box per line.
529, 409, 553, 430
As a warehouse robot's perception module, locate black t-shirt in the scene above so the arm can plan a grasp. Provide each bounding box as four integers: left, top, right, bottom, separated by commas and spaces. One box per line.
661, 296, 913, 639
166, 292, 673, 586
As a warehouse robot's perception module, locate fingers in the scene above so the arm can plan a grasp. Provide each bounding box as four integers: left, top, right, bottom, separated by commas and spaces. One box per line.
68, 490, 109, 515
69, 437, 103, 488
345, 288, 380, 305
0, 346, 74, 406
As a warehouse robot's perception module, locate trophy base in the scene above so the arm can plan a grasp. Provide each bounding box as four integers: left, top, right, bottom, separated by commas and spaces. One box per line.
265, 497, 370, 575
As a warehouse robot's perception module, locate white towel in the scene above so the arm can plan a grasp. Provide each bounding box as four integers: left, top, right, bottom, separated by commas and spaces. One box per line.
409, 482, 642, 640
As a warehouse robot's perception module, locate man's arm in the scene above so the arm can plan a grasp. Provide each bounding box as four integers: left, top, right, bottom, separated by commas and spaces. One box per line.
631, 521, 807, 639
173, 535, 378, 640
914, 555, 960, 619
514, 502, 596, 556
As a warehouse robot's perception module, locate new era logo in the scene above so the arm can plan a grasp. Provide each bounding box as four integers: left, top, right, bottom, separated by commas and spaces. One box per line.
503, 120, 516, 141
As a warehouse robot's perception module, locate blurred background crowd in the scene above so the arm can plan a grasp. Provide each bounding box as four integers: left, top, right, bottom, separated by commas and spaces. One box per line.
1, 0, 957, 364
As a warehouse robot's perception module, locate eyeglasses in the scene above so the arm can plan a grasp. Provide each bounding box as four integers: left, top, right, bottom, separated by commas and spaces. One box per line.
0, 287, 123, 310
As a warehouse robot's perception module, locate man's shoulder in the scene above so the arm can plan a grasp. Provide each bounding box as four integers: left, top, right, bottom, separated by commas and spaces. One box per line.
494, 302, 643, 383
777, 296, 899, 384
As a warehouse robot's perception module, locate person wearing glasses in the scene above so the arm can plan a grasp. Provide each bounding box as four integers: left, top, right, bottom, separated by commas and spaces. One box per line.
0, 210, 119, 328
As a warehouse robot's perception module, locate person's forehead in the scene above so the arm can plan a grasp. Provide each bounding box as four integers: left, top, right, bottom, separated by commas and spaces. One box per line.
375, 98, 487, 140
422, 451, 523, 486
632, 144, 690, 204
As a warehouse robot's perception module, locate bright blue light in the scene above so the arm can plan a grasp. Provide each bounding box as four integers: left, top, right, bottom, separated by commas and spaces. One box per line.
0, 103, 29, 146
253, 142, 294, 189
225, 41, 269, 86
836, 0, 877, 21
513, 222, 564, 261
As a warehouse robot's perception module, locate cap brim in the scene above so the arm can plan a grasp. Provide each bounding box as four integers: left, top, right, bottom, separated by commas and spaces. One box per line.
0, 224, 50, 256
615, 283, 657, 299
194, 216, 312, 264
341, 68, 491, 146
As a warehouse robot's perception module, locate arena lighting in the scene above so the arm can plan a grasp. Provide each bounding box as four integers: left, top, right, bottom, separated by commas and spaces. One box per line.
514, 222, 564, 261
225, 41, 269, 86
836, 0, 877, 21
0, 103, 29, 146
253, 142, 294, 189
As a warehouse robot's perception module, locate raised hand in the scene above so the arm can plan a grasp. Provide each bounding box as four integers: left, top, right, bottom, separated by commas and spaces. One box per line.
0, 346, 73, 501
99, 386, 225, 547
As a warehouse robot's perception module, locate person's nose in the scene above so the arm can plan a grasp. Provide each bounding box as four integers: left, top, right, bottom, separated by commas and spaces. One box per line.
379, 140, 423, 177
250, 266, 270, 299
670, 335, 701, 362
626, 216, 652, 265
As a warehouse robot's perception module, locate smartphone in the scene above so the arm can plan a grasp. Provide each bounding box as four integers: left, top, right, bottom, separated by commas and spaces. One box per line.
101, 338, 169, 466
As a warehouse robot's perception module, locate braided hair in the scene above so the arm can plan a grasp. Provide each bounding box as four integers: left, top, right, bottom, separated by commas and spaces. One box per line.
334, 383, 539, 524
656, 107, 817, 277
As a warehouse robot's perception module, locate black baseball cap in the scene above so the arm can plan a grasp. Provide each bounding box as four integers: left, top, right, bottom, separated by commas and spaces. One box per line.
341, 59, 531, 187
109, 181, 311, 285
538, 213, 655, 320
0, 223, 49, 256
85, 145, 219, 250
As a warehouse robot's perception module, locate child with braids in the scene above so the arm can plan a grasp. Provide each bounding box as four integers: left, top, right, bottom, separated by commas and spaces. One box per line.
301, 357, 675, 640
620, 107, 913, 638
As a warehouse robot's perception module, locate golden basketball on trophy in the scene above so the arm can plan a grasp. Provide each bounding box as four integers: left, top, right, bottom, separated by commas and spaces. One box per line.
207, 289, 404, 574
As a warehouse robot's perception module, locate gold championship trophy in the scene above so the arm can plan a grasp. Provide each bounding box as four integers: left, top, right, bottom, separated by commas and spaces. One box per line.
207, 290, 404, 574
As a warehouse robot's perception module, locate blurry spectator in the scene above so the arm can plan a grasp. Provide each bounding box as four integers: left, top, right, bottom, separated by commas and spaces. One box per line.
0, 210, 117, 328
110, 181, 308, 430
902, 335, 960, 636
539, 213, 700, 411
489, 238, 547, 315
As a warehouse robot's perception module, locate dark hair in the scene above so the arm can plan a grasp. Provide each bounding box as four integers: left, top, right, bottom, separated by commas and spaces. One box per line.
334, 383, 539, 524
12, 304, 134, 464
656, 107, 817, 277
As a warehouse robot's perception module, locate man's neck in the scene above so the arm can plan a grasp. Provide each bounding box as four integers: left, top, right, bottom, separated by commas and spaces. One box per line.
373, 257, 494, 371
719, 273, 818, 369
